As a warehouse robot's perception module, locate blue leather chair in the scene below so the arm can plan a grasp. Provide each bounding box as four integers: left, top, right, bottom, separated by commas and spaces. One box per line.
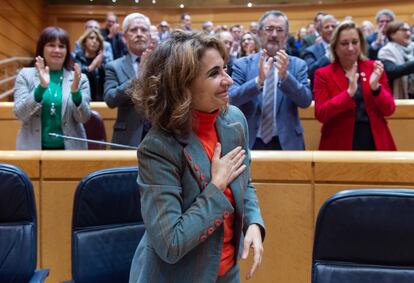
0, 163, 49, 283
313, 189, 414, 283
70, 166, 144, 283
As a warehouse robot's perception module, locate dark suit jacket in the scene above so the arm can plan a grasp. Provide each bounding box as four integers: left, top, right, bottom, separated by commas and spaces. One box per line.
129, 105, 265, 283
229, 51, 313, 150
314, 60, 396, 150
302, 42, 330, 88
104, 54, 145, 148
100, 28, 128, 59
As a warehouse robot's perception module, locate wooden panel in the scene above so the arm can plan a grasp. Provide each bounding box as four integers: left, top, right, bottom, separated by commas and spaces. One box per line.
0, 151, 41, 178
0, 0, 44, 57
46, 0, 414, 45
250, 151, 313, 182
40, 181, 77, 283
41, 151, 137, 179
0, 120, 19, 150
240, 183, 313, 283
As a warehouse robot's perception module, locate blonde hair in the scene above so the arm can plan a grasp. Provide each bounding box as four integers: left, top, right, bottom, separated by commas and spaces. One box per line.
77, 28, 104, 52
329, 20, 367, 63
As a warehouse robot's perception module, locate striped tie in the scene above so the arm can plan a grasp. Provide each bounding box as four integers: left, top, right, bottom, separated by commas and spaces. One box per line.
261, 66, 275, 144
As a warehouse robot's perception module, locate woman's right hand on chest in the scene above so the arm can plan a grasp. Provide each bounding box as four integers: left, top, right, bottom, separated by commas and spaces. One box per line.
211, 143, 246, 192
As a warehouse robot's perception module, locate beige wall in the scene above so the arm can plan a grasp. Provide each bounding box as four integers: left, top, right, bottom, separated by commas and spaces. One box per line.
2, 150, 414, 282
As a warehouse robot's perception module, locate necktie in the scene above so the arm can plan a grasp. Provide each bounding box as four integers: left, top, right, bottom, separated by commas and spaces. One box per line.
261, 66, 275, 144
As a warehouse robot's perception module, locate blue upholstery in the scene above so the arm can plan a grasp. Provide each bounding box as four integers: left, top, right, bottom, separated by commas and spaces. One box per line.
0, 163, 49, 283
71, 166, 144, 283
313, 189, 414, 283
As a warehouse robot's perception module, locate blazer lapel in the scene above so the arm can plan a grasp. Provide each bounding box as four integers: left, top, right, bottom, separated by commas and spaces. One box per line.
332, 62, 348, 92
182, 132, 212, 192
215, 113, 245, 216
122, 54, 136, 80
61, 69, 72, 118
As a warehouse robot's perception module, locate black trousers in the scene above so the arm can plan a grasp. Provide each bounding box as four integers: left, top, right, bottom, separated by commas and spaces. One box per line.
353, 122, 376, 150
253, 136, 282, 150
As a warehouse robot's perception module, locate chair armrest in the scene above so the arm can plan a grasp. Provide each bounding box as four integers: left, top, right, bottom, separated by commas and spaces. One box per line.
28, 269, 50, 283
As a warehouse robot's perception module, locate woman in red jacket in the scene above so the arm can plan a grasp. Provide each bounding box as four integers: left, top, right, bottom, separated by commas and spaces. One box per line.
314, 20, 396, 150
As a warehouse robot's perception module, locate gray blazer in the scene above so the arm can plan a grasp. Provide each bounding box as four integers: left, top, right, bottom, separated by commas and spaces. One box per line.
129, 105, 265, 283
104, 54, 145, 148
229, 51, 313, 150
13, 67, 91, 150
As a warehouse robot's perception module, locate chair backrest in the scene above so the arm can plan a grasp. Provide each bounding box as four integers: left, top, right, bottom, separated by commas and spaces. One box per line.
83, 110, 107, 150
0, 163, 37, 283
313, 189, 414, 283
72, 166, 144, 283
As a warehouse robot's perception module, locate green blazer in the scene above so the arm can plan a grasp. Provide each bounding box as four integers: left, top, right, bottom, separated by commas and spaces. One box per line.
129, 105, 265, 283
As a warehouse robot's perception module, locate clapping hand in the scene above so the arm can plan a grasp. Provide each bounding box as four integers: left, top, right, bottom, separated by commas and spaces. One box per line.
35, 56, 50, 88
274, 49, 289, 81
71, 63, 81, 93
258, 49, 274, 86
346, 62, 359, 97
369, 60, 383, 91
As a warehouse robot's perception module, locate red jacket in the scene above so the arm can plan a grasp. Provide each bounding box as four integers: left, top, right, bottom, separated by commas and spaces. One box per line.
314, 60, 396, 150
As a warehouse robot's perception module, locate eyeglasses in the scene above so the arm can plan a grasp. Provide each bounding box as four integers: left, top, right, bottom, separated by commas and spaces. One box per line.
398, 27, 410, 32
263, 26, 285, 34
127, 27, 149, 34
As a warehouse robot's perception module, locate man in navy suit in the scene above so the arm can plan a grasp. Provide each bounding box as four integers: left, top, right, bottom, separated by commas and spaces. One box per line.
229, 10, 312, 150
302, 14, 337, 87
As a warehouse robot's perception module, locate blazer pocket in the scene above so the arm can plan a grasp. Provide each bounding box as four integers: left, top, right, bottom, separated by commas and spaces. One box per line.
295, 125, 304, 135
113, 121, 127, 131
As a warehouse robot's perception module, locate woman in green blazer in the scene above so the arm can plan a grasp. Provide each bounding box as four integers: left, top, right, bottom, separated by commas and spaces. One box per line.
128, 31, 265, 283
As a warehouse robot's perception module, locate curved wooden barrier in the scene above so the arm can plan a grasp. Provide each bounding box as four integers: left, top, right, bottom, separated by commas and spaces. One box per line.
1, 150, 414, 282
2, 100, 414, 151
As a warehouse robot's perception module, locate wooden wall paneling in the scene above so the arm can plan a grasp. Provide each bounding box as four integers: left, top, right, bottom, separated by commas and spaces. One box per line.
239, 183, 314, 283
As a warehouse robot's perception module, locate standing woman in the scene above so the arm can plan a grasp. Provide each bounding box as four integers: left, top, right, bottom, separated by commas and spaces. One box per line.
74, 28, 106, 101
314, 21, 396, 150
378, 21, 414, 99
128, 31, 265, 283
239, 32, 260, 57
14, 26, 91, 150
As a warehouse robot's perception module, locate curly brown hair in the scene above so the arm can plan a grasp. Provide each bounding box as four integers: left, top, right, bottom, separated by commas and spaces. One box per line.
129, 30, 227, 138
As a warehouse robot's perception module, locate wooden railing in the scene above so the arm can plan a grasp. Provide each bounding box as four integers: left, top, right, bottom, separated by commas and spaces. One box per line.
0, 57, 33, 100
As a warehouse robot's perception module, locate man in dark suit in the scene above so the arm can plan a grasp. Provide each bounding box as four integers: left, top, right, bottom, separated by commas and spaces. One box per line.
366, 9, 395, 60
104, 13, 151, 149
229, 10, 312, 150
302, 14, 337, 88
100, 12, 128, 60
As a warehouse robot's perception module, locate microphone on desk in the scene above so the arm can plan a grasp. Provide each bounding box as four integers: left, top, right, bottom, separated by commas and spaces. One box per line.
48, 133, 138, 150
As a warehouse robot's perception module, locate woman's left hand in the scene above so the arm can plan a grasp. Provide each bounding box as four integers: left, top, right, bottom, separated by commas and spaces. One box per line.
241, 224, 264, 280
369, 60, 383, 91
71, 63, 81, 93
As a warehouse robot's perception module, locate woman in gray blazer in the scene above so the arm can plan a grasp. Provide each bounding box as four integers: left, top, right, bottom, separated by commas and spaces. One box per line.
128, 31, 265, 283
13, 26, 91, 150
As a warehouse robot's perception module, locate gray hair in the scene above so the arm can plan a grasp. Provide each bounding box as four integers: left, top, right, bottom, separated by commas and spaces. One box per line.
122, 13, 151, 32
375, 9, 395, 23
258, 10, 289, 33
319, 14, 337, 32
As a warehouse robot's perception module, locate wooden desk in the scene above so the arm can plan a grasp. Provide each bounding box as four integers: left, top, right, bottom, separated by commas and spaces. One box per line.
2, 101, 414, 151
2, 150, 414, 282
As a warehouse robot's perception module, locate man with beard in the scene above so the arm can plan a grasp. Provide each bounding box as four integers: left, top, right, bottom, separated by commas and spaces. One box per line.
229, 10, 312, 150
104, 13, 152, 148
